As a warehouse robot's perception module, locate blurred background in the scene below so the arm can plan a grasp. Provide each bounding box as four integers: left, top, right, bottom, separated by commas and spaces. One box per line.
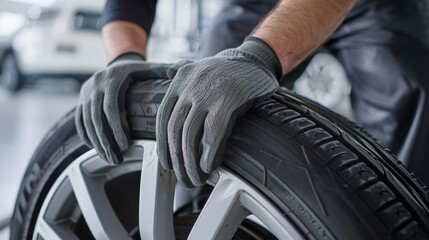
0, 0, 353, 239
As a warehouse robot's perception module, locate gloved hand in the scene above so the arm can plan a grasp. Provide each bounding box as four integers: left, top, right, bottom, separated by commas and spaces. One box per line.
76, 52, 190, 164
156, 37, 282, 187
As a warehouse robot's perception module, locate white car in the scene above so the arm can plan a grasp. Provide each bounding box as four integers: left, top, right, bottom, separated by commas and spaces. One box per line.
0, 0, 107, 92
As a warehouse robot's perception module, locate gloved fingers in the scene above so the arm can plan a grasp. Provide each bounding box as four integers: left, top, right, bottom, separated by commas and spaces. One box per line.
165, 60, 194, 79
182, 107, 209, 186
75, 103, 92, 148
166, 65, 195, 92
167, 100, 194, 187
103, 80, 130, 152
91, 94, 123, 164
156, 92, 178, 170
200, 111, 235, 173
101, 104, 123, 164
82, 98, 108, 161
171, 156, 194, 188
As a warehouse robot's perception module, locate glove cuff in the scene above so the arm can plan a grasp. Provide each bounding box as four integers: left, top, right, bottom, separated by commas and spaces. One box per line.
239, 36, 283, 79
108, 52, 146, 66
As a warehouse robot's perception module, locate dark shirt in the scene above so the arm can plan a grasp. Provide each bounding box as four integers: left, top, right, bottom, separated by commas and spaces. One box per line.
101, 0, 424, 36
101, 0, 158, 34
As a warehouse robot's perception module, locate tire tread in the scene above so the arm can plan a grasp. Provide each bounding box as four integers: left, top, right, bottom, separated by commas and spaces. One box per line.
245, 95, 429, 239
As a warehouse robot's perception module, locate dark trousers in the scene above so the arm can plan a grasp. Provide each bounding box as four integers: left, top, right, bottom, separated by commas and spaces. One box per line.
198, 0, 429, 186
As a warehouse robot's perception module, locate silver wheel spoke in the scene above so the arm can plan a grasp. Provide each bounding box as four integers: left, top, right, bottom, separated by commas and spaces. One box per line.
68, 153, 131, 240
137, 141, 176, 240
190, 169, 304, 240
34, 219, 63, 240
34, 141, 304, 240
188, 173, 249, 240
240, 193, 301, 240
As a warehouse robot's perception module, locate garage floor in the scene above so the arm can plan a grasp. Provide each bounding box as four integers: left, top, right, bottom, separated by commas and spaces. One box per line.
0, 80, 79, 239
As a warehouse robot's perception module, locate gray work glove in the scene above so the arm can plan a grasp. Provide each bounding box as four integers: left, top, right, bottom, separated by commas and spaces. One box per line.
156, 37, 282, 187
76, 52, 190, 164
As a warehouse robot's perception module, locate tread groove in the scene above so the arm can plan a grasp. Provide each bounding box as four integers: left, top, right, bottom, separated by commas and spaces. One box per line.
393, 218, 414, 234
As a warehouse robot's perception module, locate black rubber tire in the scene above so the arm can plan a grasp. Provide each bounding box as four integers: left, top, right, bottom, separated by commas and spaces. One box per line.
0, 53, 23, 92
10, 79, 429, 239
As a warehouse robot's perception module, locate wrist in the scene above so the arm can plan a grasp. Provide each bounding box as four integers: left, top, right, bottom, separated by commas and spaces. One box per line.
239, 37, 283, 79
108, 52, 146, 65
102, 21, 148, 62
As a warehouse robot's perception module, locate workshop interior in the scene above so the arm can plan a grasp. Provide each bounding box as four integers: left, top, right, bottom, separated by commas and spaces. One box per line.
1, 0, 429, 239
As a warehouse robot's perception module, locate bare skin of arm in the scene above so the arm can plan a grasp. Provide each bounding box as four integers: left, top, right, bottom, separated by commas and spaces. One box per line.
102, 20, 148, 61
102, 0, 356, 70
252, 0, 357, 74
102, 0, 355, 70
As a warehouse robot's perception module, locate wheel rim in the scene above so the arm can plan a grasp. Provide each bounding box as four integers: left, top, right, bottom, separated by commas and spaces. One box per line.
33, 140, 303, 240
0, 55, 19, 89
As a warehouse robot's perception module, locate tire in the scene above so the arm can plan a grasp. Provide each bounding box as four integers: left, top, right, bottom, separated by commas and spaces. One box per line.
10, 79, 429, 239
0, 53, 23, 92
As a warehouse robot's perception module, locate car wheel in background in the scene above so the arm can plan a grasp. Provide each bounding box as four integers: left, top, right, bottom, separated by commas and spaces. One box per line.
0, 53, 23, 92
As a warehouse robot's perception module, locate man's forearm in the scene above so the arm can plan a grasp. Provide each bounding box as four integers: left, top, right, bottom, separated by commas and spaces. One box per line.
102, 20, 149, 61
252, 0, 356, 75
